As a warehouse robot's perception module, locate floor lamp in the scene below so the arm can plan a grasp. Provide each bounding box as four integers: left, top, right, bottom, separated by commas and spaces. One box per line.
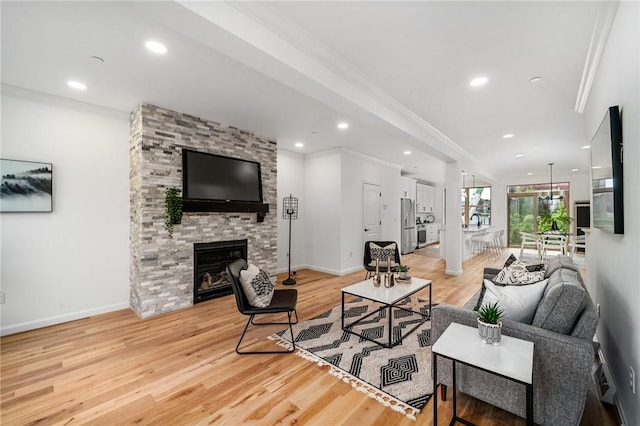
282, 194, 298, 285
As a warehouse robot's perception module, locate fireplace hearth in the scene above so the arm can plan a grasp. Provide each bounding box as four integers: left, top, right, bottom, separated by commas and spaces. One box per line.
193, 239, 247, 303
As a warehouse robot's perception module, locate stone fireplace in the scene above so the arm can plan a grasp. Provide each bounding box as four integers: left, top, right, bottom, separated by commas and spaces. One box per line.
129, 103, 277, 318
193, 239, 247, 303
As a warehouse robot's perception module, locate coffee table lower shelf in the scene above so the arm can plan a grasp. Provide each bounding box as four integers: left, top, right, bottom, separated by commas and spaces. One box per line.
340, 278, 432, 349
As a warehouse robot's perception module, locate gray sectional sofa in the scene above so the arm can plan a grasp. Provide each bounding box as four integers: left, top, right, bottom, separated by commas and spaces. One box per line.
431, 255, 599, 425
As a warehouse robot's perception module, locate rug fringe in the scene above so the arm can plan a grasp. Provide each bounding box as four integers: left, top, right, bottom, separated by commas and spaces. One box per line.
269, 334, 419, 421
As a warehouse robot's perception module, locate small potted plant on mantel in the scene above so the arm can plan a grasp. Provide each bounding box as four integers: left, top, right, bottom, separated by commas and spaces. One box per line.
396, 264, 410, 280
477, 301, 505, 344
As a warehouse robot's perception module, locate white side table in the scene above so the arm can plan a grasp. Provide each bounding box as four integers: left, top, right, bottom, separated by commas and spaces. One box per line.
432, 323, 534, 426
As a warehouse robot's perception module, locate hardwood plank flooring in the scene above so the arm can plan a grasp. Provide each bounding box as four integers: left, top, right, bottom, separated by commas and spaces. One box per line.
1, 247, 619, 425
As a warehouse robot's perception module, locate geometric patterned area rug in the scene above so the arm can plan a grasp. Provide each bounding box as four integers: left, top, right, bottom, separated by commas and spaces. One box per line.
270, 296, 433, 420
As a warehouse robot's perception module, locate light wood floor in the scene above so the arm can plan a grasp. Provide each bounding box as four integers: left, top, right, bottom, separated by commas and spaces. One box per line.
1, 247, 619, 425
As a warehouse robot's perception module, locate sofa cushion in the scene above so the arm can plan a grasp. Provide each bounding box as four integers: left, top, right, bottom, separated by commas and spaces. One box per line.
544, 255, 579, 278
532, 268, 586, 334
480, 278, 548, 324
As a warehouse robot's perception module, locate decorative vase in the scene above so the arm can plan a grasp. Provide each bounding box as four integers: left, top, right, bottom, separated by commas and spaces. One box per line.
398, 271, 408, 279
477, 318, 502, 344
373, 258, 381, 287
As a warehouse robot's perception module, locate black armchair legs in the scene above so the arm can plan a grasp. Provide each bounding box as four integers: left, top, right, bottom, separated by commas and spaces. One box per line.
235, 310, 299, 355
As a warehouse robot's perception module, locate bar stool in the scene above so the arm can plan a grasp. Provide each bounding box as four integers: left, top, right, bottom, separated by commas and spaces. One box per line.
471, 231, 494, 257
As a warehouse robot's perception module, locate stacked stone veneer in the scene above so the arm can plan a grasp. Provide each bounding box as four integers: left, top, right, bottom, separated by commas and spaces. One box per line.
130, 103, 277, 318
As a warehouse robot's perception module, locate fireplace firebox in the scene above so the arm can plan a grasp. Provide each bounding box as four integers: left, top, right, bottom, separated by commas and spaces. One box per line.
193, 239, 247, 304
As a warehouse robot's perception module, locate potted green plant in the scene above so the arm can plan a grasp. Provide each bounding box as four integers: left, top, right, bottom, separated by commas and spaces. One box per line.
477, 301, 505, 344
165, 187, 182, 238
396, 264, 410, 279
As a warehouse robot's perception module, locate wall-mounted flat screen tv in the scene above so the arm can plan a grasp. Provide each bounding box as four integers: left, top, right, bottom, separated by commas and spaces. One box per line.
590, 105, 623, 234
182, 149, 263, 203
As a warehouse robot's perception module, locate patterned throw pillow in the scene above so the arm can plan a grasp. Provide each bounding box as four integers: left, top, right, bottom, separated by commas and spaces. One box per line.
369, 242, 397, 266
239, 263, 274, 308
525, 263, 545, 272
503, 253, 518, 268
493, 260, 545, 285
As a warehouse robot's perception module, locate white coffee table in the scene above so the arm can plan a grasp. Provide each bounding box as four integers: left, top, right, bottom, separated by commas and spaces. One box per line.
432, 322, 534, 426
341, 277, 431, 348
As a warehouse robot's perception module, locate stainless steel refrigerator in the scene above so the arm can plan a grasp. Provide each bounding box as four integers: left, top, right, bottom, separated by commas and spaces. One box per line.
401, 198, 416, 254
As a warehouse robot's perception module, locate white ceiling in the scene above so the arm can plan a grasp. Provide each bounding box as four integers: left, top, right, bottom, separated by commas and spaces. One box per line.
1, 1, 605, 186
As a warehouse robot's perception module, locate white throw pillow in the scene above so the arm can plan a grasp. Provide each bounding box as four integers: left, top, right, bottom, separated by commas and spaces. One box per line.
239, 263, 274, 308
481, 278, 549, 324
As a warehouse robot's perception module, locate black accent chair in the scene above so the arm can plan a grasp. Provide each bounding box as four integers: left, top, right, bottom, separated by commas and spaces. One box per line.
226, 259, 299, 355
363, 241, 402, 279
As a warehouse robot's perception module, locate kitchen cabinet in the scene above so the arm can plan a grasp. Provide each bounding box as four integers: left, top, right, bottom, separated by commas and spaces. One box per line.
401, 177, 416, 200
425, 223, 440, 245
416, 184, 435, 213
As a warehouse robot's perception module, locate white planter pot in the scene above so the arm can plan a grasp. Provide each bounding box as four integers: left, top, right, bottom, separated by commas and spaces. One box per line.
477, 318, 502, 344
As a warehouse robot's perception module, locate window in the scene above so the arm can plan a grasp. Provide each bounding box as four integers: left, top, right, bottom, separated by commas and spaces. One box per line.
507, 182, 570, 246
461, 186, 491, 226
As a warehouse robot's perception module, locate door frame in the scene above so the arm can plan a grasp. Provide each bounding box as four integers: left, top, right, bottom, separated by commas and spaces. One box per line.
362, 181, 382, 245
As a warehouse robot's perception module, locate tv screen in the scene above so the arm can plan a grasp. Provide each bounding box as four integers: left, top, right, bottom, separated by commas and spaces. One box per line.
590, 106, 623, 234
182, 149, 263, 203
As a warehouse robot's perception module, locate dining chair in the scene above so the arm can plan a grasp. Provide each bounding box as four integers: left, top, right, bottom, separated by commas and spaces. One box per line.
519, 232, 542, 260
568, 234, 586, 258
540, 234, 568, 259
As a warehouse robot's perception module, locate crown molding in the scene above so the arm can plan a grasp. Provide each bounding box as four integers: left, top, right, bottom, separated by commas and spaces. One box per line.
574, 0, 620, 113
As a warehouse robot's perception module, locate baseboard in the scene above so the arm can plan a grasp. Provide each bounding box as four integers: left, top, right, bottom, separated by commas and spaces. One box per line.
1, 302, 130, 336
445, 268, 463, 276
278, 264, 364, 277
595, 339, 629, 425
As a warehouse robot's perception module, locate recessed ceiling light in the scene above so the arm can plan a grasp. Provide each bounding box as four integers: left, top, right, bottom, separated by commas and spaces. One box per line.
527, 172, 533, 175
403, 150, 412, 155
572, 168, 579, 172
503, 134, 514, 139
295, 142, 304, 148
515, 154, 525, 158
529, 76, 542, 83
592, 165, 602, 169
582, 145, 591, 149
469, 76, 489, 87
337, 122, 349, 130
67, 80, 87, 90
145, 40, 167, 54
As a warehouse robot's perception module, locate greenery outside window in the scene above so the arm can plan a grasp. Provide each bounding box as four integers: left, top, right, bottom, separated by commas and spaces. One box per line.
507, 182, 571, 246
461, 186, 491, 226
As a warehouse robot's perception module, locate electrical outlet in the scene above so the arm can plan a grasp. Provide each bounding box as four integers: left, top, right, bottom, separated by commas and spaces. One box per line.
0, 292, 5, 304
596, 303, 601, 316
630, 366, 636, 394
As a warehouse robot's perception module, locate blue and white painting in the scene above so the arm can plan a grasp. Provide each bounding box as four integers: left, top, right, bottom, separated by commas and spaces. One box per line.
0, 159, 52, 212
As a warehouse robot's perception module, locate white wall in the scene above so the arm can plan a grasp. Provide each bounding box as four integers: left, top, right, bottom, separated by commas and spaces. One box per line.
276, 149, 307, 273
280, 148, 402, 276
0, 86, 130, 335
340, 150, 401, 273
303, 150, 342, 274
583, 2, 640, 424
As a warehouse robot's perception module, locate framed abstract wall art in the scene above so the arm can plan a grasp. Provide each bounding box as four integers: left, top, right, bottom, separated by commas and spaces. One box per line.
0, 159, 53, 212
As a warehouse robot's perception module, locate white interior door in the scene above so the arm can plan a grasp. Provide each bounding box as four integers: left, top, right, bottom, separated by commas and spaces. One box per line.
363, 182, 381, 243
